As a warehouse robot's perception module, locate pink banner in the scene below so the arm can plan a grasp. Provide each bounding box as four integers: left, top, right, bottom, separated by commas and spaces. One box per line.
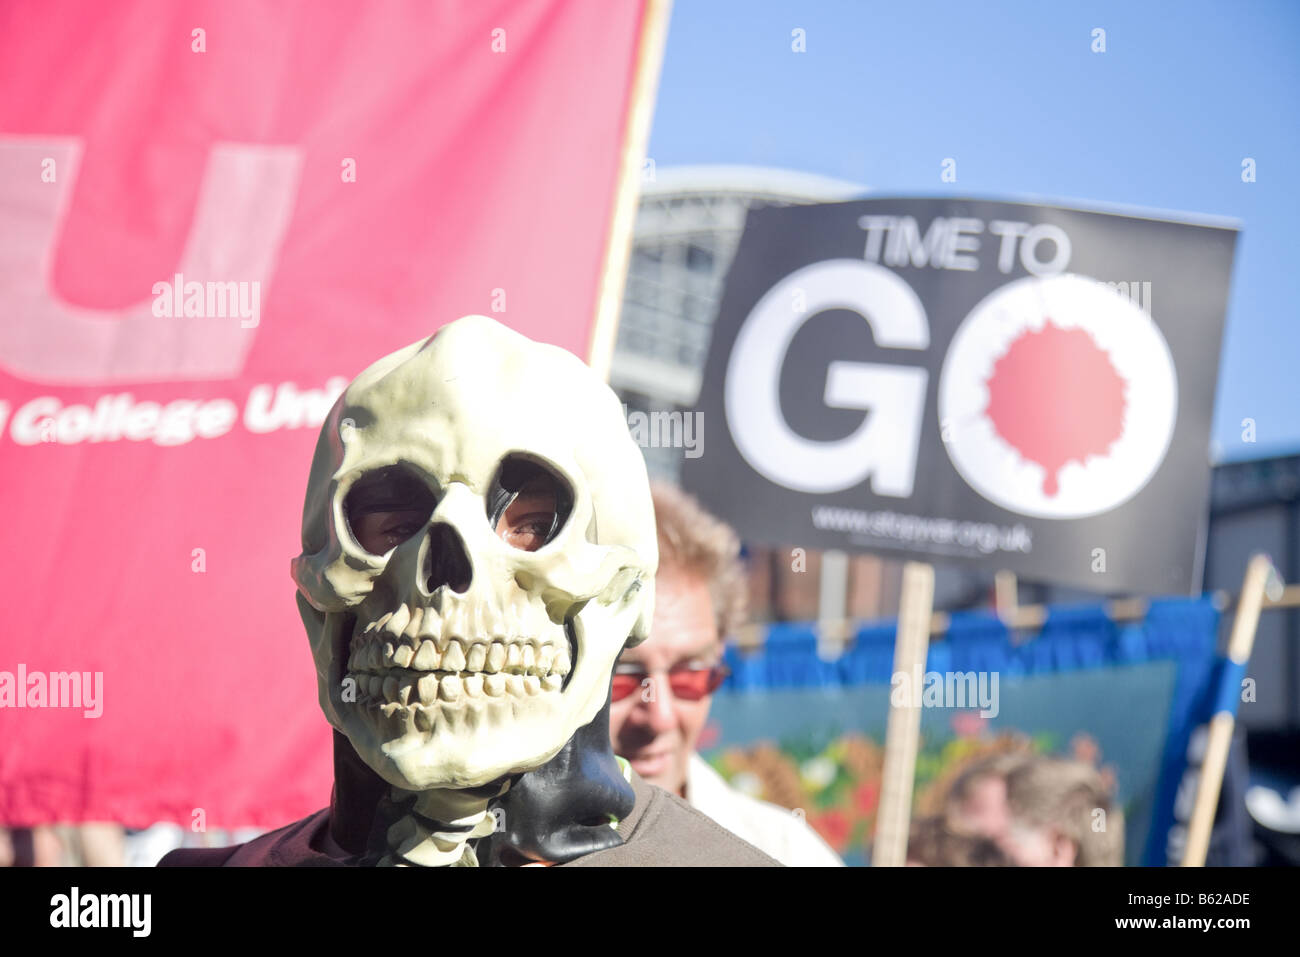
0, 0, 645, 827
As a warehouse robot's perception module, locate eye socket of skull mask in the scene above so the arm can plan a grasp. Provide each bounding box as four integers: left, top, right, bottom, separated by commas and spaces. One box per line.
343, 465, 438, 556
486, 455, 573, 553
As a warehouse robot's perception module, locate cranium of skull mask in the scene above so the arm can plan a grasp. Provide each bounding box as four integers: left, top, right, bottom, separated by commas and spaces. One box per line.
291, 315, 657, 791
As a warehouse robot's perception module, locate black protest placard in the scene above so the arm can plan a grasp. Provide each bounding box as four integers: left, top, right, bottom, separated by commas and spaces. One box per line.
682, 198, 1237, 594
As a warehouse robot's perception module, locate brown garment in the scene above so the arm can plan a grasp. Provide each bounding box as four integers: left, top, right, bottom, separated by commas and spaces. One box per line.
563, 767, 779, 866
158, 768, 780, 867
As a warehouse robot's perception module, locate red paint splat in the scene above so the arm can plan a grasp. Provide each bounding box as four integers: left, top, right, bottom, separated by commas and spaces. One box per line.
984, 320, 1127, 496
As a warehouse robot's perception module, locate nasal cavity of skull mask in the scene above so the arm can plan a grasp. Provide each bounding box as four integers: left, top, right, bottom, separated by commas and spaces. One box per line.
485, 454, 573, 554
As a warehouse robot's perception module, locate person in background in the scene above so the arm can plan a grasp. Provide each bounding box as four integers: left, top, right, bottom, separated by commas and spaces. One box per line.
0, 823, 123, 866
0, 826, 61, 866
905, 816, 1014, 866
1000, 757, 1124, 866
944, 752, 1124, 866
944, 751, 1032, 843
608, 482, 843, 867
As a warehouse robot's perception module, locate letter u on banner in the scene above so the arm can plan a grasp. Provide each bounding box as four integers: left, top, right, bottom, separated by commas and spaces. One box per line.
0, 138, 300, 385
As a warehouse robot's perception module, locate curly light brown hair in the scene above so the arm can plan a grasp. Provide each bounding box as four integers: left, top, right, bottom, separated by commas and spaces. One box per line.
650, 481, 749, 641
1004, 757, 1125, 867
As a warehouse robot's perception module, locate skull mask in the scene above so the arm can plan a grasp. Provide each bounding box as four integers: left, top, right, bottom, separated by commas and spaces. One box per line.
291, 315, 657, 794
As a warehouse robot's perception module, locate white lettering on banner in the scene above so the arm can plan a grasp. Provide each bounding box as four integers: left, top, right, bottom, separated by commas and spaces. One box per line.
244, 377, 348, 433
988, 220, 1072, 275
725, 216, 1082, 498
810, 504, 1032, 555
0, 137, 301, 384
724, 259, 929, 496
5, 378, 347, 447
857, 215, 986, 271
858, 215, 1072, 277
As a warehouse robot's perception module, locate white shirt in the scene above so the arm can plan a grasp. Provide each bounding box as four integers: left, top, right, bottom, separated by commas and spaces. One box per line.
685, 752, 845, 867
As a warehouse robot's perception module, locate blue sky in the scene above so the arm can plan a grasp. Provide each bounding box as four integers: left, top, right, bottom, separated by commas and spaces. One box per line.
646, 0, 1300, 464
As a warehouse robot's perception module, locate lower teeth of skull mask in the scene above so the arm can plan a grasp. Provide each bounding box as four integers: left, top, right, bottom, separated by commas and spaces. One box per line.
291, 316, 658, 793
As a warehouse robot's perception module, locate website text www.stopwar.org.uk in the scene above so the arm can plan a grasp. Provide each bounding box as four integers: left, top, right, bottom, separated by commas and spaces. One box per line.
811, 504, 1033, 556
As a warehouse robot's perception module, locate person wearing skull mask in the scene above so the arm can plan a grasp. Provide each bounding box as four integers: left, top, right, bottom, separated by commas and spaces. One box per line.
160, 315, 778, 867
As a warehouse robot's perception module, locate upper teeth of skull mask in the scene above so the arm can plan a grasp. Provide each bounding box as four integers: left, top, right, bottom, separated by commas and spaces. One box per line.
291, 316, 657, 791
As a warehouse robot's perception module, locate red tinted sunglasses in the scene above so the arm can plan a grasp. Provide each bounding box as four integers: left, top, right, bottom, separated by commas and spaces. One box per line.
610, 663, 730, 702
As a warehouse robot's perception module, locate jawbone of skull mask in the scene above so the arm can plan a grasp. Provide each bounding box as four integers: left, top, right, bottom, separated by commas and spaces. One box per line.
291, 315, 657, 808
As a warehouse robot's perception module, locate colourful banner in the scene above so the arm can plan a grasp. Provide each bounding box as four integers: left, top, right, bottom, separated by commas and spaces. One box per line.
0, 0, 646, 827
703, 598, 1222, 865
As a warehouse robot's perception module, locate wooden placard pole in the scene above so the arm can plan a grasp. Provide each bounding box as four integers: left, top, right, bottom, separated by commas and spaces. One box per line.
818, 548, 850, 649
994, 569, 1018, 623
872, 560, 935, 866
1180, 552, 1273, 866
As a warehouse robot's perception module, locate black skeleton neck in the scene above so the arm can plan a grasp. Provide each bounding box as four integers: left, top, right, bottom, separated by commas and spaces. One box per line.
476, 690, 634, 865
329, 692, 635, 866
